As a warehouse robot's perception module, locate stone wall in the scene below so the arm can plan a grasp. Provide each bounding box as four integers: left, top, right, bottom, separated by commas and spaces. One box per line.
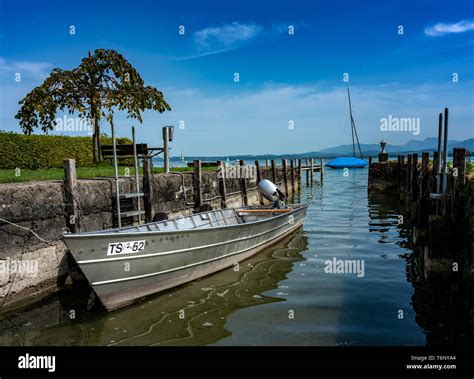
368, 161, 398, 192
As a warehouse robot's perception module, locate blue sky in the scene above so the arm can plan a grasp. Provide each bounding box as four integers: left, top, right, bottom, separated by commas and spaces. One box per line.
0, 0, 473, 155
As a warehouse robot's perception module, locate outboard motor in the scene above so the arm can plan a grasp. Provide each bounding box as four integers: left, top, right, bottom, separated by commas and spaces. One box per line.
258, 179, 287, 209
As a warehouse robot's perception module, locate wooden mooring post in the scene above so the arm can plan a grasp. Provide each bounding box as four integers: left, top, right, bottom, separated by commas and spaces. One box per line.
271, 159, 277, 184
255, 160, 261, 183
398, 155, 407, 200
432, 151, 439, 208
420, 153, 429, 193
320, 158, 324, 183
255, 160, 264, 205
217, 160, 227, 209
412, 153, 419, 202
282, 159, 288, 195
305, 159, 310, 186
193, 160, 202, 212
406, 154, 413, 211
415, 152, 432, 231
432, 151, 439, 181
290, 159, 295, 194
240, 159, 248, 206
297, 159, 302, 188
63, 159, 80, 233
397, 155, 401, 191
453, 148, 467, 192
310, 159, 314, 184
421, 152, 430, 194
407, 154, 413, 194
453, 148, 467, 222
368, 156, 372, 190
142, 159, 154, 223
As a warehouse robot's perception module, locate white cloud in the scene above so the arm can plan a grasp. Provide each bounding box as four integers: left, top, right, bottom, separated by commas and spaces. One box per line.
0, 57, 52, 80
194, 22, 262, 48
176, 22, 262, 60
177, 21, 298, 60
425, 19, 474, 37
175, 47, 237, 61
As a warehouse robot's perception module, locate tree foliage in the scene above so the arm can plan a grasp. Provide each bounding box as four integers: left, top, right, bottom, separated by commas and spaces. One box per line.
15, 49, 171, 162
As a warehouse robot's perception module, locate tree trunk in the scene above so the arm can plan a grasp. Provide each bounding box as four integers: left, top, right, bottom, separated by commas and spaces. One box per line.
89, 81, 102, 164
92, 111, 101, 163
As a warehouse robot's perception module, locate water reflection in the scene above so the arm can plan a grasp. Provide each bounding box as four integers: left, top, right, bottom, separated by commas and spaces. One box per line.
0, 230, 308, 346
369, 188, 473, 347
408, 247, 473, 348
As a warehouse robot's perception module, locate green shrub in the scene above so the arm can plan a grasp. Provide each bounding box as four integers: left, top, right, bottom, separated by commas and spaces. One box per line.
0, 131, 131, 169
468, 161, 474, 172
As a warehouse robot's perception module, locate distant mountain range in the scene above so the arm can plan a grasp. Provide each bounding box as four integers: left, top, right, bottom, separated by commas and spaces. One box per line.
316, 137, 474, 156
172, 137, 473, 161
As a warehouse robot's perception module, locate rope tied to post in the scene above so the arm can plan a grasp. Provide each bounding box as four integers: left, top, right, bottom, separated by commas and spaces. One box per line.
0, 217, 57, 244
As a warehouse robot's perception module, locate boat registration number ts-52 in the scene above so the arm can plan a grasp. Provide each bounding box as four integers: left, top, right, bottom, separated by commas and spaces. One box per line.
107, 240, 145, 256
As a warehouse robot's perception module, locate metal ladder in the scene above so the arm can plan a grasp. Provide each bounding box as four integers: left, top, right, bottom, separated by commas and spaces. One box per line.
111, 122, 145, 228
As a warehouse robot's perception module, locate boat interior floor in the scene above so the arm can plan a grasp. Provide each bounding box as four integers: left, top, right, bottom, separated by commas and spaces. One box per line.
79, 205, 302, 235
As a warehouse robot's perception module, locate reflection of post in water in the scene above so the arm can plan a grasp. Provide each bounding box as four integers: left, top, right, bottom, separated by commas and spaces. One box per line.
0, 230, 308, 346
405, 245, 473, 348
403, 179, 473, 348
369, 185, 473, 347
367, 191, 404, 243
0, 284, 101, 346
378, 207, 473, 347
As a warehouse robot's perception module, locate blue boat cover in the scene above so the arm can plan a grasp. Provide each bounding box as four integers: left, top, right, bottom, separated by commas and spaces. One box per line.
325, 157, 368, 168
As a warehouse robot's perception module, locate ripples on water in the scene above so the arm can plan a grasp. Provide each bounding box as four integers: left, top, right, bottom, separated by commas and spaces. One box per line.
0, 167, 468, 346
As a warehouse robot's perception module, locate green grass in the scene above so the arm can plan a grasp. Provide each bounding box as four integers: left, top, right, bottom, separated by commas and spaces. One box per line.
447, 161, 474, 172
468, 161, 474, 172
428, 160, 473, 172
0, 164, 216, 183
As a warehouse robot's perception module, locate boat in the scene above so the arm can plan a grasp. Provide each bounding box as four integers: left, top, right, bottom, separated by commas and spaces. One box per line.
180, 151, 187, 164
63, 180, 307, 311
326, 88, 368, 169
325, 157, 367, 169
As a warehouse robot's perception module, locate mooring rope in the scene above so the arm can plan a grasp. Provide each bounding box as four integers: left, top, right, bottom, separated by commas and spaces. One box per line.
0, 217, 54, 244
0, 240, 27, 307
0, 217, 64, 307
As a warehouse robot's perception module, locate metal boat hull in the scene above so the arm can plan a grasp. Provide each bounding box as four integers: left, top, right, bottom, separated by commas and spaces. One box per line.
63, 205, 307, 311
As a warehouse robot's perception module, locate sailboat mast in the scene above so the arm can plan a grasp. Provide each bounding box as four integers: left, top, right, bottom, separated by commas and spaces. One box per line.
347, 88, 356, 157
352, 118, 363, 159
347, 88, 363, 159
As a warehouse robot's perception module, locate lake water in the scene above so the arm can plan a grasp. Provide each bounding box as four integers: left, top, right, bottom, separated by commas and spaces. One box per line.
0, 166, 468, 346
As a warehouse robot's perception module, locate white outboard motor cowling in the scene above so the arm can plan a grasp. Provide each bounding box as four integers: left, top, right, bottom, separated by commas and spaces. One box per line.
258, 179, 286, 208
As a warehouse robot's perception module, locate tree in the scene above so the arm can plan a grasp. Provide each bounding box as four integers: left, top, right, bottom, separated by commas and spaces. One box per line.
15, 49, 171, 163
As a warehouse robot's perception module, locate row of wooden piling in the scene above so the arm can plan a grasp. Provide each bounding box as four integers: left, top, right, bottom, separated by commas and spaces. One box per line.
302, 158, 324, 186
394, 147, 470, 257
189, 158, 322, 213
269, 157, 324, 188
